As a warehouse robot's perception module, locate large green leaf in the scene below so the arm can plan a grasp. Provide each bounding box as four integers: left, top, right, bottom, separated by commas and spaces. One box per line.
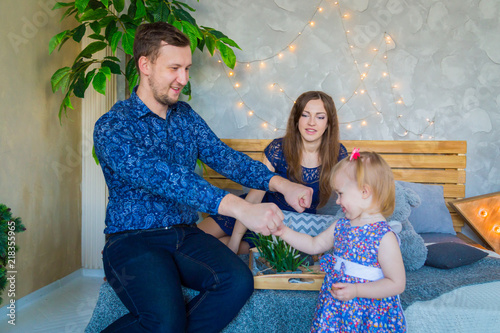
79, 8, 108, 22
102, 60, 121, 74
92, 71, 107, 95
89, 20, 101, 34
204, 34, 215, 55
153, 1, 170, 22
101, 0, 109, 8
76, 41, 107, 60
220, 37, 241, 50
173, 8, 196, 25
53, 2, 76, 10
72, 24, 86, 42
73, 73, 87, 98
100, 66, 112, 80
113, 0, 125, 13
122, 29, 135, 55
51, 67, 72, 93
135, 0, 146, 20
110, 31, 123, 54
85, 68, 97, 86
49, 30, 69, 54
216, 41, 236, 69
182, 21, 200, 53
88, 33, 105, 41
75, 0, 90, 13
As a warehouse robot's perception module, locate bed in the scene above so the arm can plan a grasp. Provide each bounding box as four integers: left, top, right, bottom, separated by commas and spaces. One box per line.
85, 140, 500, 332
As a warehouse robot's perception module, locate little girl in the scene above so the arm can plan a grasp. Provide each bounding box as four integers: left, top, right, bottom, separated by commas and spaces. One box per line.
275, 149, 406, 332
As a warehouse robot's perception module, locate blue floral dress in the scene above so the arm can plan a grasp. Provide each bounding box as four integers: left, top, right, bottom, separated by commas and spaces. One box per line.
312, 218, 406, 332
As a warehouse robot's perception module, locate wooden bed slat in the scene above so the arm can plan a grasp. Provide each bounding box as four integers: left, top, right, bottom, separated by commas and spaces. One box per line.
205, 139, 467, 232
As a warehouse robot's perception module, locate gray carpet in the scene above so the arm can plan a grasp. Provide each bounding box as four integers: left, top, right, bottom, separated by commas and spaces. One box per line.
85, 256, 500, 333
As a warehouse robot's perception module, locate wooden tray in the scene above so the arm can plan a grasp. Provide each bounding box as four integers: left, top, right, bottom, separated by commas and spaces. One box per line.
249, 248, 325, 290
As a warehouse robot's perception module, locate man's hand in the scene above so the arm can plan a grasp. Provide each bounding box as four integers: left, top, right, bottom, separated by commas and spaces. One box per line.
269, 176, 313, 213
218, 194, 285, 235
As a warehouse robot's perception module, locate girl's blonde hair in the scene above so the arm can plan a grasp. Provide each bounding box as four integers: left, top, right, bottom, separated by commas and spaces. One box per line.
332, 151, 395, 217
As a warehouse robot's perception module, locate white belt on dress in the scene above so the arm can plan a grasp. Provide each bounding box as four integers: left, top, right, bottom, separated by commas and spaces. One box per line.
333, 255, 384, 281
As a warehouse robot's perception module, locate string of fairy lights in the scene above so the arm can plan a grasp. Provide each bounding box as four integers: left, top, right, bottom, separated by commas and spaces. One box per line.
215, 0, 436, 138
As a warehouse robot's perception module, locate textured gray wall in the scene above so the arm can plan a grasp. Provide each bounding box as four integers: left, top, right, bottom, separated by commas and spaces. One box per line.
185, 0, 499, 198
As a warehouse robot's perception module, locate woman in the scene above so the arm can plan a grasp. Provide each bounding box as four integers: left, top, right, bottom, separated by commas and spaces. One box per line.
198, 91, 348, 253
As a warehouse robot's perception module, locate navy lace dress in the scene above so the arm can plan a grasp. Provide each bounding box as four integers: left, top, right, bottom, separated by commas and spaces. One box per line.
209, 138, 347, 246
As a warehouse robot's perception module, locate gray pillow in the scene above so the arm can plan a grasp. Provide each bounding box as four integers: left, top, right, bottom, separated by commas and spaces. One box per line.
425, 242, 488, 269
283, 211, 336, 236
397, 181, 456, 235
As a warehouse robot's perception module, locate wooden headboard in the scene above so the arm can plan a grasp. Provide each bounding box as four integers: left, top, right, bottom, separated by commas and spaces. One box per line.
203, 139, 467, 232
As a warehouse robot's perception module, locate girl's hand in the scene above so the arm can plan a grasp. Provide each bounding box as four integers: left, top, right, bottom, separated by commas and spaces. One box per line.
330, 283, 357, 301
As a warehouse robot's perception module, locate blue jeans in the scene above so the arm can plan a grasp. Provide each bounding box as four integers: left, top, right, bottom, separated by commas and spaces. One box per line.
102, 225, 254, 332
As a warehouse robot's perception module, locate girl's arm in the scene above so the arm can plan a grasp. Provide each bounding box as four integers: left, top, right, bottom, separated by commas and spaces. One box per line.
274, 220, 336, 255
330, 232, 406, 300
227, 156, 274, 253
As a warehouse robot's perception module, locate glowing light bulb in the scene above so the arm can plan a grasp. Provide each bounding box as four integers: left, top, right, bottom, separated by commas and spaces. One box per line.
246, 64, 250, 68
238, 102, 244, 107
218, 60, 222, 63
479, 209, 488, 218
248, 111, 254, 116
347, 124, 352, 129
493, 225, 500, 234
229, 71, 234, 76
262, 122, 268, 128
310, 21, 315, 27
361, 121, 367, 126
278, 53, 283, 58
318, 7, 323, 12
343, 13, 349, 19
289, 45, 295, 51
235, 83, 240, 88
340, 98, 346, 103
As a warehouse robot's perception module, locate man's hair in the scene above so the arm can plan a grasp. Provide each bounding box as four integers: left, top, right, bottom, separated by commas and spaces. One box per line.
133, 22, 190, 72
282, 91, 341, 208
332, 151, 396, 217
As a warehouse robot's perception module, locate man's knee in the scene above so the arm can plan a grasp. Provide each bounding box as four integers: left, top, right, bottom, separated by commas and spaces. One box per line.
228, 261, 254, 299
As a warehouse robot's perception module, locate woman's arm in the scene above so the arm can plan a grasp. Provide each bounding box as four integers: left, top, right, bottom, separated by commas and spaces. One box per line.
227, 189, 266, 253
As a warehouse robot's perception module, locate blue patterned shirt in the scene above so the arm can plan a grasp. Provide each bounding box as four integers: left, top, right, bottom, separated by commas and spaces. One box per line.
94, 90, 275, 234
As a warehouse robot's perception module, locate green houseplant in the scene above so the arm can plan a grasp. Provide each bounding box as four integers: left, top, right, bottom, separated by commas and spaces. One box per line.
0, 204, 26, 304
49, 0, 241, 120
250, 234, 308, 273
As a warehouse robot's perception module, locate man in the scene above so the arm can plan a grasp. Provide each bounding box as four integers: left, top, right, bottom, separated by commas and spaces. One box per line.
94, 22, 313, 332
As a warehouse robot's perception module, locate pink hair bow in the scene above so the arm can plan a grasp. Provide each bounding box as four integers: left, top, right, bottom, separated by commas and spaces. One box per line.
350, 148, 360, 161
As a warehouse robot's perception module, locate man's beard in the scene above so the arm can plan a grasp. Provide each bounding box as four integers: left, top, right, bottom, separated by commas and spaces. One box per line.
149, 76, 178, 106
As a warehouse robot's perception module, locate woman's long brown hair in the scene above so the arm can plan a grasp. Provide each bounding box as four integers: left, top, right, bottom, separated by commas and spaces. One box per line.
283, 91, 341, 208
